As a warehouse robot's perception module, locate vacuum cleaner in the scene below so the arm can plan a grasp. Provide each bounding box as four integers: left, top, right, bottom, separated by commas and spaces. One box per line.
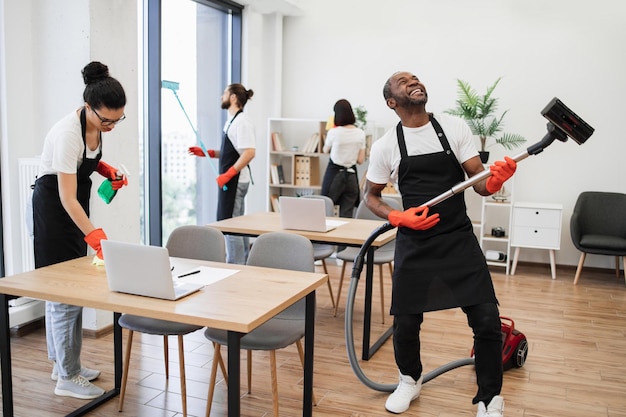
344, 97, 594, 392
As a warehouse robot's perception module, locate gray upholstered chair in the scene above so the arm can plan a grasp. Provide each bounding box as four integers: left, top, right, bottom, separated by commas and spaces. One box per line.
570, 191, 626, 285
203, 231, 315, 417
334, 197, 402, 324
118, 225, 227, 417
302, 194, 337, 308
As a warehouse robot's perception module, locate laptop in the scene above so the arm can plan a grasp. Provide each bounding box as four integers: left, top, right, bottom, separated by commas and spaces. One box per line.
101, 240, 203, 300
279, 196, 347, 232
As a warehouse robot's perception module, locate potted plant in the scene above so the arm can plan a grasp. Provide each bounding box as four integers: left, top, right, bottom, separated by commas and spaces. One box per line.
445, 77, 526, 163
354, 105, 368, 131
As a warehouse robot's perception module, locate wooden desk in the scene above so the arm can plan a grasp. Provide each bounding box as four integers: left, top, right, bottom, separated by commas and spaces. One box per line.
0, 256, 327, 417
209, 212, 397, 360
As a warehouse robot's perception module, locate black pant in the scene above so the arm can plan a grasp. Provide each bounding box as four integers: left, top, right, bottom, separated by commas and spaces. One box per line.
392, 303, 503, 404
324, 170, 358, 218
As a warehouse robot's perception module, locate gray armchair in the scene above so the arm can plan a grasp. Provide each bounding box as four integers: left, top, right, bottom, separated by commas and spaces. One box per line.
570, 191, 626, 285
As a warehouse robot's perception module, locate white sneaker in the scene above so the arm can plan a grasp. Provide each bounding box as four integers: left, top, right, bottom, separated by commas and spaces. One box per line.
385, 373, 422, 414
51, 362, 100, 382
476, 395, 504, 417
54, 374, 105, 400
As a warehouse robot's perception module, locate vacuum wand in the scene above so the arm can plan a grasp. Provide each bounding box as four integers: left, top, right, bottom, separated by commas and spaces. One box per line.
422, 97, 593, 208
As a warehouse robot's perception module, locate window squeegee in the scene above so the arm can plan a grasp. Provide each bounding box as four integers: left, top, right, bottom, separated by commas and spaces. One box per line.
162, 80, 227, 190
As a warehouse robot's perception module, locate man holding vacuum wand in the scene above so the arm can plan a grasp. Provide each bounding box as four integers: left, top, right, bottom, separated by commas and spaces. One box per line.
364, 71, 516, 416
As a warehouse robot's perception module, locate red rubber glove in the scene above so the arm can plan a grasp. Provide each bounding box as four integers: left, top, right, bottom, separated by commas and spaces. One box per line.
188, 146, 216, 158
217, 166, 238, 188
388, 206, 440, 230
84, 228, 108, 260
96, 161, 119, 180
486, 156, 517, 194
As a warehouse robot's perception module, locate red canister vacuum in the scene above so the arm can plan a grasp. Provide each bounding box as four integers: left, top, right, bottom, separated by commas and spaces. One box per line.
471, 316, 528, 371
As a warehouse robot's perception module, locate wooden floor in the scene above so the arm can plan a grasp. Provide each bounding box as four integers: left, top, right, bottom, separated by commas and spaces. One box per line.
3, 259, 626, 416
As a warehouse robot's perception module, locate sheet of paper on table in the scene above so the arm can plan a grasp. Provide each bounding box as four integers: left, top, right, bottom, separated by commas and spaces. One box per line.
176, 266, 239, 286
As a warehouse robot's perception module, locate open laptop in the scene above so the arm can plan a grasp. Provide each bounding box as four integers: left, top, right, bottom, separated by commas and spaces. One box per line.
279, 196, 347, 232
101, 240, 203, 300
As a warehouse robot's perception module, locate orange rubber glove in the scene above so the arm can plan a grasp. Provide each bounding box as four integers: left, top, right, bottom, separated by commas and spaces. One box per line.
388, 206, 440, 230
84, 228, 108, 260
96, 161, 118, 179
486, 156, 517, 194
188, 146, 216, 158
217, 166, 238, 188
97, 161, 127, 191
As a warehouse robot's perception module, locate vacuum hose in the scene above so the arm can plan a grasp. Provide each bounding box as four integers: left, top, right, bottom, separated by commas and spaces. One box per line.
343, 221, 475, 392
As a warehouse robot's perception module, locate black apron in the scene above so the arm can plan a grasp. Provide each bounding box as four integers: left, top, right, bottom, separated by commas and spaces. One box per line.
321, 159, 360, 208
217, 111, 242, 221
390, 114, 497, 315
33, 109, 102, 268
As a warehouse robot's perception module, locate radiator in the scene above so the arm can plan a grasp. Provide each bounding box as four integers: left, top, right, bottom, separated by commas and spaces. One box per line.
10, 157, 44, 326
18, 157, 40, 272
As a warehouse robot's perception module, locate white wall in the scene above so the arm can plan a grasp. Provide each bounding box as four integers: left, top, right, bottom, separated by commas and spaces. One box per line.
276, 0, 626, 270
0, 0, 139, 277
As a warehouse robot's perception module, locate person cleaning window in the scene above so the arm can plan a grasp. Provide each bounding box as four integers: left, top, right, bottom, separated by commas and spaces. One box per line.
188, 83, 256, 264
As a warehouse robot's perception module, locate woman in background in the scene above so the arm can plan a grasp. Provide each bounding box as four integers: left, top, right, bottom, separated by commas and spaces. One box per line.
321, 99, 366, 218
32, 61, 127, 399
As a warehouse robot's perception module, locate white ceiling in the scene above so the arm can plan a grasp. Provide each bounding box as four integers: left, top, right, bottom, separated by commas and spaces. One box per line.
237, 0, 304, 15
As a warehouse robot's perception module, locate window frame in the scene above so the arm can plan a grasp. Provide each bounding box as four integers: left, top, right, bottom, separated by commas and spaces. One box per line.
144, 0, 242, 246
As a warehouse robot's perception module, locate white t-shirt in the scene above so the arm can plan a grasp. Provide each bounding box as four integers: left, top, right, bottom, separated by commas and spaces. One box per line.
323, 126, 366, 168
38, 110, 101, 176
367, 113, 477, 190
223, 111, 256, 183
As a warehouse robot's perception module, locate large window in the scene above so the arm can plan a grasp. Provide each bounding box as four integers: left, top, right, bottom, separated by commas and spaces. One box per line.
144, 0, 242, 245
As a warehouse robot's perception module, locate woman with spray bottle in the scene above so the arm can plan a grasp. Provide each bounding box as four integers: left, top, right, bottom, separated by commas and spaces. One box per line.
32, 61, 127, 400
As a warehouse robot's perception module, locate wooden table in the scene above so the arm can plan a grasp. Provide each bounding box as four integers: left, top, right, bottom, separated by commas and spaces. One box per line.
209, 211, 397, 360
0, 256, 327, 417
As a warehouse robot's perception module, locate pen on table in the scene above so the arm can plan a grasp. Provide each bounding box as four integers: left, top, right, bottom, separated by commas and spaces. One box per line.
177, 270, 201, 279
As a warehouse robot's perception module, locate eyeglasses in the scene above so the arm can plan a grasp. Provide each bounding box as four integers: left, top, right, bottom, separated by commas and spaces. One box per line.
92, 108, 126, 126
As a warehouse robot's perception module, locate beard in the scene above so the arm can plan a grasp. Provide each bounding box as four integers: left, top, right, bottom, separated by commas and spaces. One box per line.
395, 92, 428, 108
220, 100, 229, 109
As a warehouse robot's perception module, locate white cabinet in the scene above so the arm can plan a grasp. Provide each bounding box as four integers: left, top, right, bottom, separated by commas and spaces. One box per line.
510, 202, 563, 279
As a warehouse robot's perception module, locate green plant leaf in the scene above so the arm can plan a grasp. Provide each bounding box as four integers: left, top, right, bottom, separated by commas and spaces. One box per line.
444, 77, 526, 152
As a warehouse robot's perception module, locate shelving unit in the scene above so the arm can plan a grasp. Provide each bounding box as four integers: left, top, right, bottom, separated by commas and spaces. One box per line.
477, 178, 514, 274
267, 118, 328, 210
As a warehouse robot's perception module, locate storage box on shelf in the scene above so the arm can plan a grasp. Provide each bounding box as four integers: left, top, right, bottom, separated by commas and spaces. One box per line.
267, 118, 328, 211
510, 202, 563, 279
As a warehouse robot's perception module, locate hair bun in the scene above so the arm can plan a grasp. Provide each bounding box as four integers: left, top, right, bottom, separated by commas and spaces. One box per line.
82, 61, 110, 85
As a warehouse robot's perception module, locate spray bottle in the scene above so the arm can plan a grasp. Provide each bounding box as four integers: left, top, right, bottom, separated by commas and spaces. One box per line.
98, 164, 129, 204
